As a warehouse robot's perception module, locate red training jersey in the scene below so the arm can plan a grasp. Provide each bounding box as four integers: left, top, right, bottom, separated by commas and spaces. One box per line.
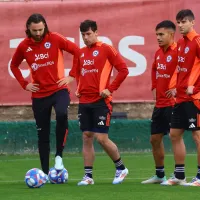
151, 43, 177, 107
11, 32, 79, 98
176, 30, 200, 103
74, 42, 129, 103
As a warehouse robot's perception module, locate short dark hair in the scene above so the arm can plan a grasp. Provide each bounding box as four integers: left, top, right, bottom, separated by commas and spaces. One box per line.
25, 13, 49, 37
176, 9, 195, 21
156, 20, 176, 31
80, 20, 97, 32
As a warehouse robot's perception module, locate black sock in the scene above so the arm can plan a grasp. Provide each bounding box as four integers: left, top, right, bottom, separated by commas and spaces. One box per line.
174, 164, 185, 179
196, 166, 200, 179
84, 166, 93, 178
114, 158, 125, 170
38, 141, 50, 175
55, 153, 62, 158
156, 166, 165, 178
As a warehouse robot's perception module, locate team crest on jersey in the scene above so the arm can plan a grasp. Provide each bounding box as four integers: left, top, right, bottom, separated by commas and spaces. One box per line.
93, 50, 99, 57
184, 47, 189, 54
156, 56, 160, 60
178, 47, 181, 51
80, 53, 84, 58
44, 42, 51, 49
166, 55, 172, 62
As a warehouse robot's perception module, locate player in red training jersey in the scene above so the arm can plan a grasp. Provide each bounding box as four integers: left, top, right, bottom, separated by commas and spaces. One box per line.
10, 13, 79, 176
162, 9, 200, 186
141, 20, 177, 184
70, 20, 129, 185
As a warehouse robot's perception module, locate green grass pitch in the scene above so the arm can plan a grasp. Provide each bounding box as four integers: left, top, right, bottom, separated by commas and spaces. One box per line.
0, 153, 199, 200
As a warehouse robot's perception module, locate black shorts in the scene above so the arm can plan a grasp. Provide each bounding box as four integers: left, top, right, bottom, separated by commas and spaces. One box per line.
151, 106, 173, 135
171, 101, 200, 130
78, 99, 112, 133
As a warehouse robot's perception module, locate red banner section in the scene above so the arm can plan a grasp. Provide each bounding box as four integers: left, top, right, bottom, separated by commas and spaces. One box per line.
0, 1, 200, 105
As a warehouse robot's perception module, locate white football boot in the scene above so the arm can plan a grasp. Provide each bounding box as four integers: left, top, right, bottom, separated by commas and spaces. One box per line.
141, 175, 167, 184
54, 156, 64, 170
77, 176, 94, 186
184, 177, 200, 186
112, 168, 129, 184
160, 174, 186, 186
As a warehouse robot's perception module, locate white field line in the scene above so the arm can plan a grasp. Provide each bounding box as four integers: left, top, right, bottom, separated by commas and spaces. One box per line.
0, 154, 197, 162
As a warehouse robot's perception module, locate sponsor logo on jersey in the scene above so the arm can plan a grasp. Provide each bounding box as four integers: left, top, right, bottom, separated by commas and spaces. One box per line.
35, 53, 49, 61
31, 61, 54, 71
81, 68, 98, 76
156, 71, 170, 79
178, 56, 185, 63
177, 66, 187, 72
83, 59, 94, 66
157, 63, 166, 70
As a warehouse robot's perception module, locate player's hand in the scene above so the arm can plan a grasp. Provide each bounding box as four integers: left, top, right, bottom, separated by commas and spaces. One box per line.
186, 86, 194, 95
152, 89, 156, 100
100, 89, 111, 98
75, 90, 81, 98
26, 83, 39, 92
57, 76, 74, 87
166, 88, 176, 98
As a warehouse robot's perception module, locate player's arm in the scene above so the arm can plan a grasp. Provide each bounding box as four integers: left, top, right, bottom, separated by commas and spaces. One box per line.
54, 33, 80, 86
70, 58, 81, 98
166, 65, 178, 98
191, 76, 200, 95
100, 45, 128, 98
57, 55, 80, 87
151, 57, 157, 100
53, 32, 80, 56
10, 44, 39, 92
187, 37, 200, 95
69, 56, 80, 85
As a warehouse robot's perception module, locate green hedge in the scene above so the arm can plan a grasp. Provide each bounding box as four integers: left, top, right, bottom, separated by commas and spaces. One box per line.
0, 120, 195, 153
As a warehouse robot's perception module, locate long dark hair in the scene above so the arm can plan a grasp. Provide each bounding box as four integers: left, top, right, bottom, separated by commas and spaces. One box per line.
25, 13, 50, 37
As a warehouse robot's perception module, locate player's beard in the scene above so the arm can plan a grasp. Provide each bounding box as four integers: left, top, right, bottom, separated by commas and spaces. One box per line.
32, 33, 45, 42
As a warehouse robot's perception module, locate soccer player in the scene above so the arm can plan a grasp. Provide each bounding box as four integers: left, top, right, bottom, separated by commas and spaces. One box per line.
10, 13, 79, 176
141, 20, 177, 184
72, 20, 129, 185
161, 9, 200, 186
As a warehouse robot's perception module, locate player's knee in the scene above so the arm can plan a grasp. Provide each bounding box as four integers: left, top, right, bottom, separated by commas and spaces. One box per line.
56, 111, 68, 122
170, 132, 182, 141
96, 135, 108, 146
192, 132, 200, 145
37, 130, 49, 143
83, 132, 94, 143
150, 135, 162, 145
38, 135, 49, 144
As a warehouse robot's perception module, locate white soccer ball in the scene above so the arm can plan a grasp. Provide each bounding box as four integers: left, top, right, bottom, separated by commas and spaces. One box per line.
25, 168, 46, 188
48, 167, 68, 184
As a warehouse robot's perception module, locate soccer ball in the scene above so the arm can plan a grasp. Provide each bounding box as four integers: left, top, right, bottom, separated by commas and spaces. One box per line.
48, 167, 68, 184
25, 168, 46, 188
